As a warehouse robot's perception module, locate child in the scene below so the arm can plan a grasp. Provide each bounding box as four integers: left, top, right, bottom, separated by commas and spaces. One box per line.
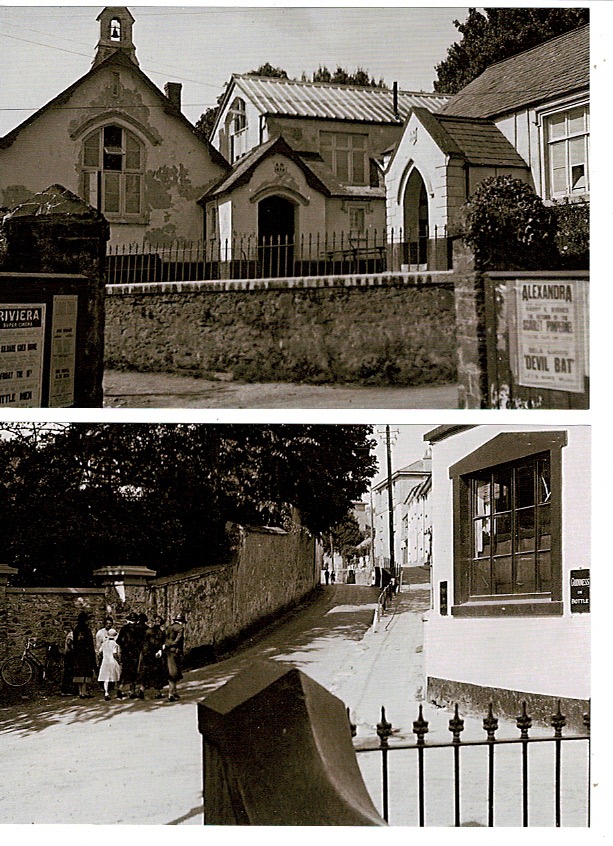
98, 628, 122, 701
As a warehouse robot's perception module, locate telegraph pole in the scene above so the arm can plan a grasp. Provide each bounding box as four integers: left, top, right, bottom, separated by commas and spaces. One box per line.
385, 425, 396, 581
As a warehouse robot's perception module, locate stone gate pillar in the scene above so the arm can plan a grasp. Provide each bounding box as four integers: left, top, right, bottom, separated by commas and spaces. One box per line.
0, 564, 18, 659
0, 184, 110, 407
452, 239, 488, 409
93, 565, 157, 623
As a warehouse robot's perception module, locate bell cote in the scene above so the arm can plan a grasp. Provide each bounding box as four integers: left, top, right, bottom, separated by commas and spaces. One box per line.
93, 7, 138, 67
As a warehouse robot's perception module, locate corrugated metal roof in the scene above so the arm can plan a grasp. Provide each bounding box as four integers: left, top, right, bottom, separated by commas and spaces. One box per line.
439, 25, 589, 120
233, 75, 449, 123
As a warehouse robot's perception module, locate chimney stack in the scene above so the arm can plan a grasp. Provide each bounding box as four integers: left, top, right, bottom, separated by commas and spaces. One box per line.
165, 82, 182, 112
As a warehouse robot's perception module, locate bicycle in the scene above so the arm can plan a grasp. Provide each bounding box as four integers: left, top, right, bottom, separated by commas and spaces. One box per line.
0, 638, 64, 688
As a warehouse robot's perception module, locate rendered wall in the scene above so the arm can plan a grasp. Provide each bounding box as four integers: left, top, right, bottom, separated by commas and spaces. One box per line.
424, 425, 590, 709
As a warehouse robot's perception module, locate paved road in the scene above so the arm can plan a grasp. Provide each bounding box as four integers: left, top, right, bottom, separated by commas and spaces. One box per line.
103, 369, 459, 408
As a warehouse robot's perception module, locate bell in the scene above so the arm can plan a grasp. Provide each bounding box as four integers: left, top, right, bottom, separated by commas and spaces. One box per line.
111, 23, 120, 40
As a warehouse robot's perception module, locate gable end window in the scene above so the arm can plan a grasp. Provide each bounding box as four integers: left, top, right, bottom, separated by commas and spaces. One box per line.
544, 104, 589, 199
449, 431, 566, 617
81, 124, 145, 220
320, 132, 367, 185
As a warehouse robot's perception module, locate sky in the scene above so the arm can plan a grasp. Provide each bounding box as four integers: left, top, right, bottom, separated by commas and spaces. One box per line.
369, 423, 433, 489
0, 5, 469, 137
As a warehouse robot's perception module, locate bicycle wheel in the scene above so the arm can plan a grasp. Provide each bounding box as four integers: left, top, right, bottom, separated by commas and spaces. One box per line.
1, 656, 34, 687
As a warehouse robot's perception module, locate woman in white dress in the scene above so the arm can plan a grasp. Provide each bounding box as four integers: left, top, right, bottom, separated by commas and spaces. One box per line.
98, 628, 122, 701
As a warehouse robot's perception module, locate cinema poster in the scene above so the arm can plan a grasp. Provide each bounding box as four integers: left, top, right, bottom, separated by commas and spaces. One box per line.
0, 303, 46, 407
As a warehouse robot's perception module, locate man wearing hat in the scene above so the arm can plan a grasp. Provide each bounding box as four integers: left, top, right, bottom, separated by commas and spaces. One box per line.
162, 614, 186, 702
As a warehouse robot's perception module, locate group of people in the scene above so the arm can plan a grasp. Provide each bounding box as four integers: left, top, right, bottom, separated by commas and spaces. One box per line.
63, 610, 186, 703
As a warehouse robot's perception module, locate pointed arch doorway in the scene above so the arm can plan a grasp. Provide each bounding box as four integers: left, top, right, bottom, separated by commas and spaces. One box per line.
403, 168, 428, 267
258, 195, 295, 277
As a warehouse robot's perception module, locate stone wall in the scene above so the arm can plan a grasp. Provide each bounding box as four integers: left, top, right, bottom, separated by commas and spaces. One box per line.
0, 521, 317, 669
104, 272, 456, 387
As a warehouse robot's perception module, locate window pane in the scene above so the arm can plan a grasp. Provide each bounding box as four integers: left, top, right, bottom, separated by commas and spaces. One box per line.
537, 504, 551, 550
351, 150, 365, 184
104, 172, 120, 213
516, 554, 536, 593
125, 133, 141, 169
471, 558, 491, 596
474, 476, 490, 517
492, 556, 512, 594
104, 151, 123, 171
548, 113, 566, 141
568, 107, 586, 135
492, 468, 511, 513
474, 517, 491, 558
537, 550, 551, 593
83, 134, 100, 168
538, 458, 551, 503
104, 125, 123, 149
516, 462, 535, 508
493, 513, 512, 555
125, 174, 141, 214
516, 507, 535, 552
336, 150, 350, 182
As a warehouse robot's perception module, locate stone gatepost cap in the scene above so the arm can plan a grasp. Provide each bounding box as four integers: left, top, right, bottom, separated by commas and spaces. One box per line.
93, 565, 157, 582
0, 563, 18, 579
4, 185, 107, 222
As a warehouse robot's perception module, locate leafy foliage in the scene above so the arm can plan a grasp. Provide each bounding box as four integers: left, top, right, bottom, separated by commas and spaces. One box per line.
551, 198, 589, 269
458, 176, 557, 270
329, 512, 365, 558
1, 424, 376, 587
434, 7, 589, 94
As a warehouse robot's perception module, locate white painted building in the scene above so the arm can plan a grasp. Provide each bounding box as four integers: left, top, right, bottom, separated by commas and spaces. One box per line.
385, 25, 589, 268
423, 424, 590, 729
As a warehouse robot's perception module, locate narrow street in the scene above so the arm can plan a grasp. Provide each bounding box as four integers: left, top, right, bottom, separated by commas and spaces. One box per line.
0, 584, 588, 826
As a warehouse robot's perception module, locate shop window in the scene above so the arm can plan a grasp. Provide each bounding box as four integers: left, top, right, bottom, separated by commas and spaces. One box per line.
449, 431, 566, 617
544, 104, 589, 199
81, 124, 144, 219
320, 132, 367, 185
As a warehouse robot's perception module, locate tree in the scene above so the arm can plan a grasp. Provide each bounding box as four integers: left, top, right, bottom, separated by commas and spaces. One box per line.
329, 512, 365, 561
2, 424, 377, 586
434, 7, 590, 94
310, 66, 386, 88
249, 62, 288, 79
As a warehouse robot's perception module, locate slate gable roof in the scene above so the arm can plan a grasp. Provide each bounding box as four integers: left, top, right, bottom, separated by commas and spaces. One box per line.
0, 51, 229, 169
439, 25, 589, 120
200, 135, 385, 204
413, 108, 529, 168
217, 75, 449, 128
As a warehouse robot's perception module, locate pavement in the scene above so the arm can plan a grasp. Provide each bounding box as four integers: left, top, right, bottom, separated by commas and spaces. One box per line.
103, 369, 460, 408
0, 584, 589, 828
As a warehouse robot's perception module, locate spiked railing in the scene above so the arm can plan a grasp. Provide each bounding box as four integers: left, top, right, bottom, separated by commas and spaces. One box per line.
354, 700, 590, 827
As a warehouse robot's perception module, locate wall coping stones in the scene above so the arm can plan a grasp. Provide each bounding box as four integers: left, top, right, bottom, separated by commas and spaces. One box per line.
106, 271, 455, 296
7, 586, 105, 595
93, 565, 157, 585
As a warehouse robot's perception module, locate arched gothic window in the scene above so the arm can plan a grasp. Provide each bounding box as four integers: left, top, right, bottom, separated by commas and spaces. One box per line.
81, 124, 144, 218
225, 98, 248, 162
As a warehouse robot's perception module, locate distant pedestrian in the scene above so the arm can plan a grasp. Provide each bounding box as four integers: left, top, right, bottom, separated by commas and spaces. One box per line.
162, 614, 186, 702
98, 628, 122, 701
72, 611, 96, 699
330, 571, 336, 584
116, 612, 143, 699
136, 615, 166, 700
324, 568, 330, 585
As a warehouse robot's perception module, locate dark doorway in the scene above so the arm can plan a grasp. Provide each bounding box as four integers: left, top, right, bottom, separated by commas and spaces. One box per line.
403, 168, 428, 266
258, 195, 295, 277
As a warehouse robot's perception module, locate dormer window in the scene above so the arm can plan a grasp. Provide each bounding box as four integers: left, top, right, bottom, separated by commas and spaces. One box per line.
81, 124, 144, 219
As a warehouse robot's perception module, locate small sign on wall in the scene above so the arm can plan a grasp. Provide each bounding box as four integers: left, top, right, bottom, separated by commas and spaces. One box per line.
0, 303, 46, 407
570, 569, 590, 613
440, 581, 448, 615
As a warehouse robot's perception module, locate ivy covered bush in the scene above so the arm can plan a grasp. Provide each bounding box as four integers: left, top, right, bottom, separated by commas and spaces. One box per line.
458, 175, 558, 270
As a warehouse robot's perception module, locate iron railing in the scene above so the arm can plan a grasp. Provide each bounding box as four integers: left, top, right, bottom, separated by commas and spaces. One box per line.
105, 226, 452, 285
352, 701, 590, 827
